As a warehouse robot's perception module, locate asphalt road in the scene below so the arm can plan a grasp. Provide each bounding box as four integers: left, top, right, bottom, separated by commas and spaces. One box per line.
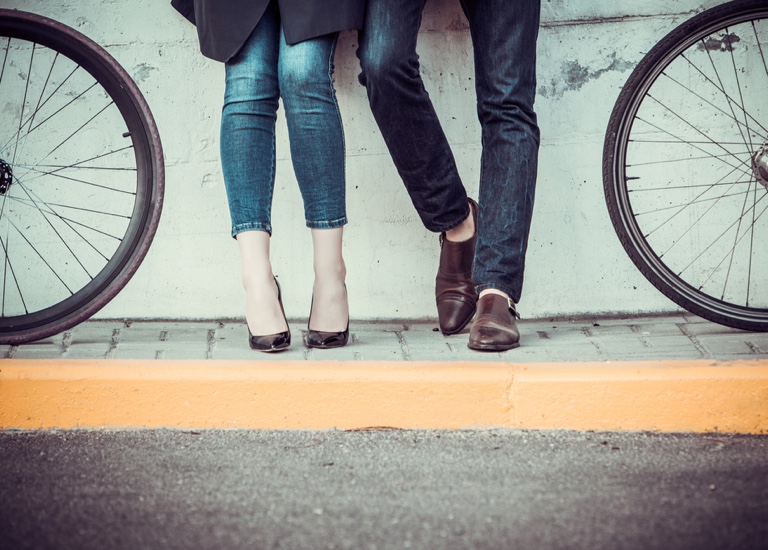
1, 429, 766, 549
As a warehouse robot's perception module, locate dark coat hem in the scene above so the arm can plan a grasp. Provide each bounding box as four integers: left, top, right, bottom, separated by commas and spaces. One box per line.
171, 0, 364, 63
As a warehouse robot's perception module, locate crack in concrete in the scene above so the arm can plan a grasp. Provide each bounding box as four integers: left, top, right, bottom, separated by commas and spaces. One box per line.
395, 331, 412, 362
581, 326, 608, 357
206, 329, 216, 360
105, 328, 122, 359
676, 323, 713, 359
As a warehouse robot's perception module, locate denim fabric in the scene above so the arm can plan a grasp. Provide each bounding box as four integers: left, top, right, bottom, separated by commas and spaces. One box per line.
357, 0, 540, 303
220, 2, 346, 237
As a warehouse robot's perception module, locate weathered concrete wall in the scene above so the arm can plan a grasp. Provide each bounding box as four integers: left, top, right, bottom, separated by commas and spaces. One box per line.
1, 0, 726, 321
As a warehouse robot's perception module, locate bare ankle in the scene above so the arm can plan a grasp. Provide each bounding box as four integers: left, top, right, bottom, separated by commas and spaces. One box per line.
445, 210, 475, 243
242, 272, 274, 291
313, 261, 346, 285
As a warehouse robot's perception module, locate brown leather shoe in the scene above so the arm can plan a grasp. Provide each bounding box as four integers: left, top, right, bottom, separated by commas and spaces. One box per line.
468, 293, 520, 351
435, 198, 478, 335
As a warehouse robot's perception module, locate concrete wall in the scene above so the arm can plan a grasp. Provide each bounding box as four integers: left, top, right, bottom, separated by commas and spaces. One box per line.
2, 0, 726, 321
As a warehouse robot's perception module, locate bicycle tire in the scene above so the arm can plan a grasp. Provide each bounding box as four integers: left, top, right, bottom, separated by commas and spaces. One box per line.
0, 10, 164, 344
604, 0, 768, 331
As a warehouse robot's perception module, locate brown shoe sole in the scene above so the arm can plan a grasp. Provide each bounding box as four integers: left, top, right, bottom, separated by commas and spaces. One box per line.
467, 340, 520, 352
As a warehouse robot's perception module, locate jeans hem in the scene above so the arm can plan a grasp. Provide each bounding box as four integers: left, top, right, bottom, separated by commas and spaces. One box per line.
307, 216, 347, 230
429, 201, 471, 234
232, 223, 272, 238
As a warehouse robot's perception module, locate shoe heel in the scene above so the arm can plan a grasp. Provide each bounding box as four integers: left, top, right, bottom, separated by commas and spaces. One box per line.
248, 278, 291, 352
306, 284, 349, 349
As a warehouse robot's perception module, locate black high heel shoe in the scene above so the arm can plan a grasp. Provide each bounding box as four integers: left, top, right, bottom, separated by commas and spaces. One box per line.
306, 285, 349, 349
248, 278, 291, 352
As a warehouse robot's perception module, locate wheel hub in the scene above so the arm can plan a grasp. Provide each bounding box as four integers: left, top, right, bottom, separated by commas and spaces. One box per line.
0, 158, 12, 195
754, 141, 768, 190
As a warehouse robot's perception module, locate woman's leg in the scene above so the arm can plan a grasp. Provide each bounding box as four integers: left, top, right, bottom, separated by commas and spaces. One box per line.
278, 31, 348, 331
236, 231, 288, 336
220, 4, 287, 336
309, 228, 347, 332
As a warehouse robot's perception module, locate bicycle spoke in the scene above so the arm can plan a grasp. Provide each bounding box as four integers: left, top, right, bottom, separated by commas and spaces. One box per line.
7, 193, 124, 244
746, 181, 758, 306
632, 116, 749, 174
13, 47, 59, 166
629, 140, 751, 145
21, 145, 137, 172
677, 191, 767, 280
754, 20, 768, 80
7, 216, 73, 295
720, 169, 754, 299
693, 194, 768, 298
0, 36, 9, 82
679, 51, 768, 138
0, 230, 28, 316
646, 186, 745, 250
636, 161, 747, 242
11, 179, 97, 280
703, 29, 753, 154
10, 192, 131, 220
636, 188, 754, 218
658, 70, 767, 141
10, 43, 34, 167
20, 165, 137, 195
629, 178, 753, 192
628, 151, 748, 168
15, 101, 114, 182
22, 81, 97, 138
0, 64, 81, 157
646, 94, 749, 167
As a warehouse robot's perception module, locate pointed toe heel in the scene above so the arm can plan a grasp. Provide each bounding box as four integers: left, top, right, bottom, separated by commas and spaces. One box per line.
306, 326, 349, 349
306, 284, 350, 349
249, 328, 291, 352
248, 278, 291, 353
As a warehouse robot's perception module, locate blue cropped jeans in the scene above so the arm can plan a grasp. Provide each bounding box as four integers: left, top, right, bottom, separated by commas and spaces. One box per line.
220, 2, 346, 237
357, 0, 540, 302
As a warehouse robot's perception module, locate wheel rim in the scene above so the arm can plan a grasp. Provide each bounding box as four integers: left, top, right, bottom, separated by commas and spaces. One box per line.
612, 6, 768, 325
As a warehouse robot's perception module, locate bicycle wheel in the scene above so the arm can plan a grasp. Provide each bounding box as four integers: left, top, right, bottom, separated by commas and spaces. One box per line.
0, 10, 164, 344
604, 0, 768, 331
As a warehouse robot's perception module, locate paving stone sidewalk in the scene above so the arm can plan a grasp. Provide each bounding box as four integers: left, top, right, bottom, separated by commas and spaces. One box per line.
4, 313, 768, 363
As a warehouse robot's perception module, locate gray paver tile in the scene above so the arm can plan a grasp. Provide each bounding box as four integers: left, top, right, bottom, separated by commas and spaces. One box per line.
109, 322, 217, 360
62, 346, 113, 360
8, 335, 63, 359
68, 322, 123, 344
681, 321, 751, 337
119, 322, 218, 343
212, 322, 304, 361
112, 345, 207, 360
698, 336, 767, 359
10, 347, 65, 359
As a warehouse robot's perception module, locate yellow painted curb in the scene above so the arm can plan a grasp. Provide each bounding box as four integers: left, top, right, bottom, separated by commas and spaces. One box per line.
1, 359, 767, 433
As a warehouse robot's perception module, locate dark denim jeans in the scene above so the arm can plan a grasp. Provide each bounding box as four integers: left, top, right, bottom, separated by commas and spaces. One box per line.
357, 0, 540, 302
221, 3, 346, 237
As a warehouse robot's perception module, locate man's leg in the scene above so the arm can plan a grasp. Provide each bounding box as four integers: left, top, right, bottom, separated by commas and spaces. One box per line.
461, 0, 541, 350
357, 0, 477, 334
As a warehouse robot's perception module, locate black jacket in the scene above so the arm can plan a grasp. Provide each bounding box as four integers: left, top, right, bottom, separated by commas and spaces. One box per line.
172, 0, 365, 62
